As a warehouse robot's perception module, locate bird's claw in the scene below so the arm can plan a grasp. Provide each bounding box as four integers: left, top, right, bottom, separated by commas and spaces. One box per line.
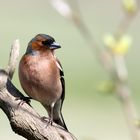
41, 116, 48, 122
15, 96, 32, 106
48, 117, 53, 125
41, 116, 53, 127
22, 97, 32, 104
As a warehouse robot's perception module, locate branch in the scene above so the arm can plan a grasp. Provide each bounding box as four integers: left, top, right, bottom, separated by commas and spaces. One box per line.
112, 1, 140, 139
50, 0, 140, 140
113, 55, 140, 140
6, 39, 20, 80
68, 1, 140, 140
0, 41, 76, 140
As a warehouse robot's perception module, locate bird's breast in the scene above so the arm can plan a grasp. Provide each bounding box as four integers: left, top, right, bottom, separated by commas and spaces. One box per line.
19, 54, 62, 105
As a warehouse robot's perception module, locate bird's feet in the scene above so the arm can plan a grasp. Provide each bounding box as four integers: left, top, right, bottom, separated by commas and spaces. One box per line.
48, 117, 53, 125
15, 96, 32, 106
41, 116, 53, 128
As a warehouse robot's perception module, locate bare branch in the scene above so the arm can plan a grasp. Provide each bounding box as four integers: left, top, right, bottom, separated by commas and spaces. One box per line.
6, 39, 20, 80
49, 0, 140, 140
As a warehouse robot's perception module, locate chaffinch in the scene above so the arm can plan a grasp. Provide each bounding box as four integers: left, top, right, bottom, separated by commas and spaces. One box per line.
18, 34, 68, 131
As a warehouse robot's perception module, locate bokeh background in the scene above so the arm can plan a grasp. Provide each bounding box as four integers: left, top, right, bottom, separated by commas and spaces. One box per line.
0, 0, 140, 140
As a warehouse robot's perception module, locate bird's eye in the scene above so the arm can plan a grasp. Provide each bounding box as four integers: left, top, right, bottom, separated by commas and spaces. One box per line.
42, 39, 53, 45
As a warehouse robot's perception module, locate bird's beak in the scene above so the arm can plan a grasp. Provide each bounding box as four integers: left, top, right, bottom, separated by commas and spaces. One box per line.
49, 42, 61, 49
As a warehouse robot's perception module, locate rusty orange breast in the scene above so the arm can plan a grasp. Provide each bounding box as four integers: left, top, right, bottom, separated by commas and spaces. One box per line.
18, 53, 62, 105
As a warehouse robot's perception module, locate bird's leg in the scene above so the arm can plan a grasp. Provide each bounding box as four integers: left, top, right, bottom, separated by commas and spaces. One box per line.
48, 103, 55, 125
41, 103, 55, 128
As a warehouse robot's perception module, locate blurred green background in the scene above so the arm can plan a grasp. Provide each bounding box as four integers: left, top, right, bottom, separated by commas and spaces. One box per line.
0, 0, 140, 140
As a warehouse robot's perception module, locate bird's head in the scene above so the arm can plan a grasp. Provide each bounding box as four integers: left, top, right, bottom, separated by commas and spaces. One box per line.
26, 34, 61, 54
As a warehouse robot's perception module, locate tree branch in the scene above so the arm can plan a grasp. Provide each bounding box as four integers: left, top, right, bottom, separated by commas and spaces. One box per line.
0, 41, 76, 140
50, 0, 140, 140
6, 39, 20, 80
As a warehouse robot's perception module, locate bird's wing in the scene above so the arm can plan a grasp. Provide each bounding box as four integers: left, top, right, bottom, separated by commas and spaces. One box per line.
55, 58, 65, 102
54, 58, 68, 130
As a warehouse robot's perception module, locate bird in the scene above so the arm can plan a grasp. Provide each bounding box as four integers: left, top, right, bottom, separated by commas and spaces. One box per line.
18, 34, 68, 131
